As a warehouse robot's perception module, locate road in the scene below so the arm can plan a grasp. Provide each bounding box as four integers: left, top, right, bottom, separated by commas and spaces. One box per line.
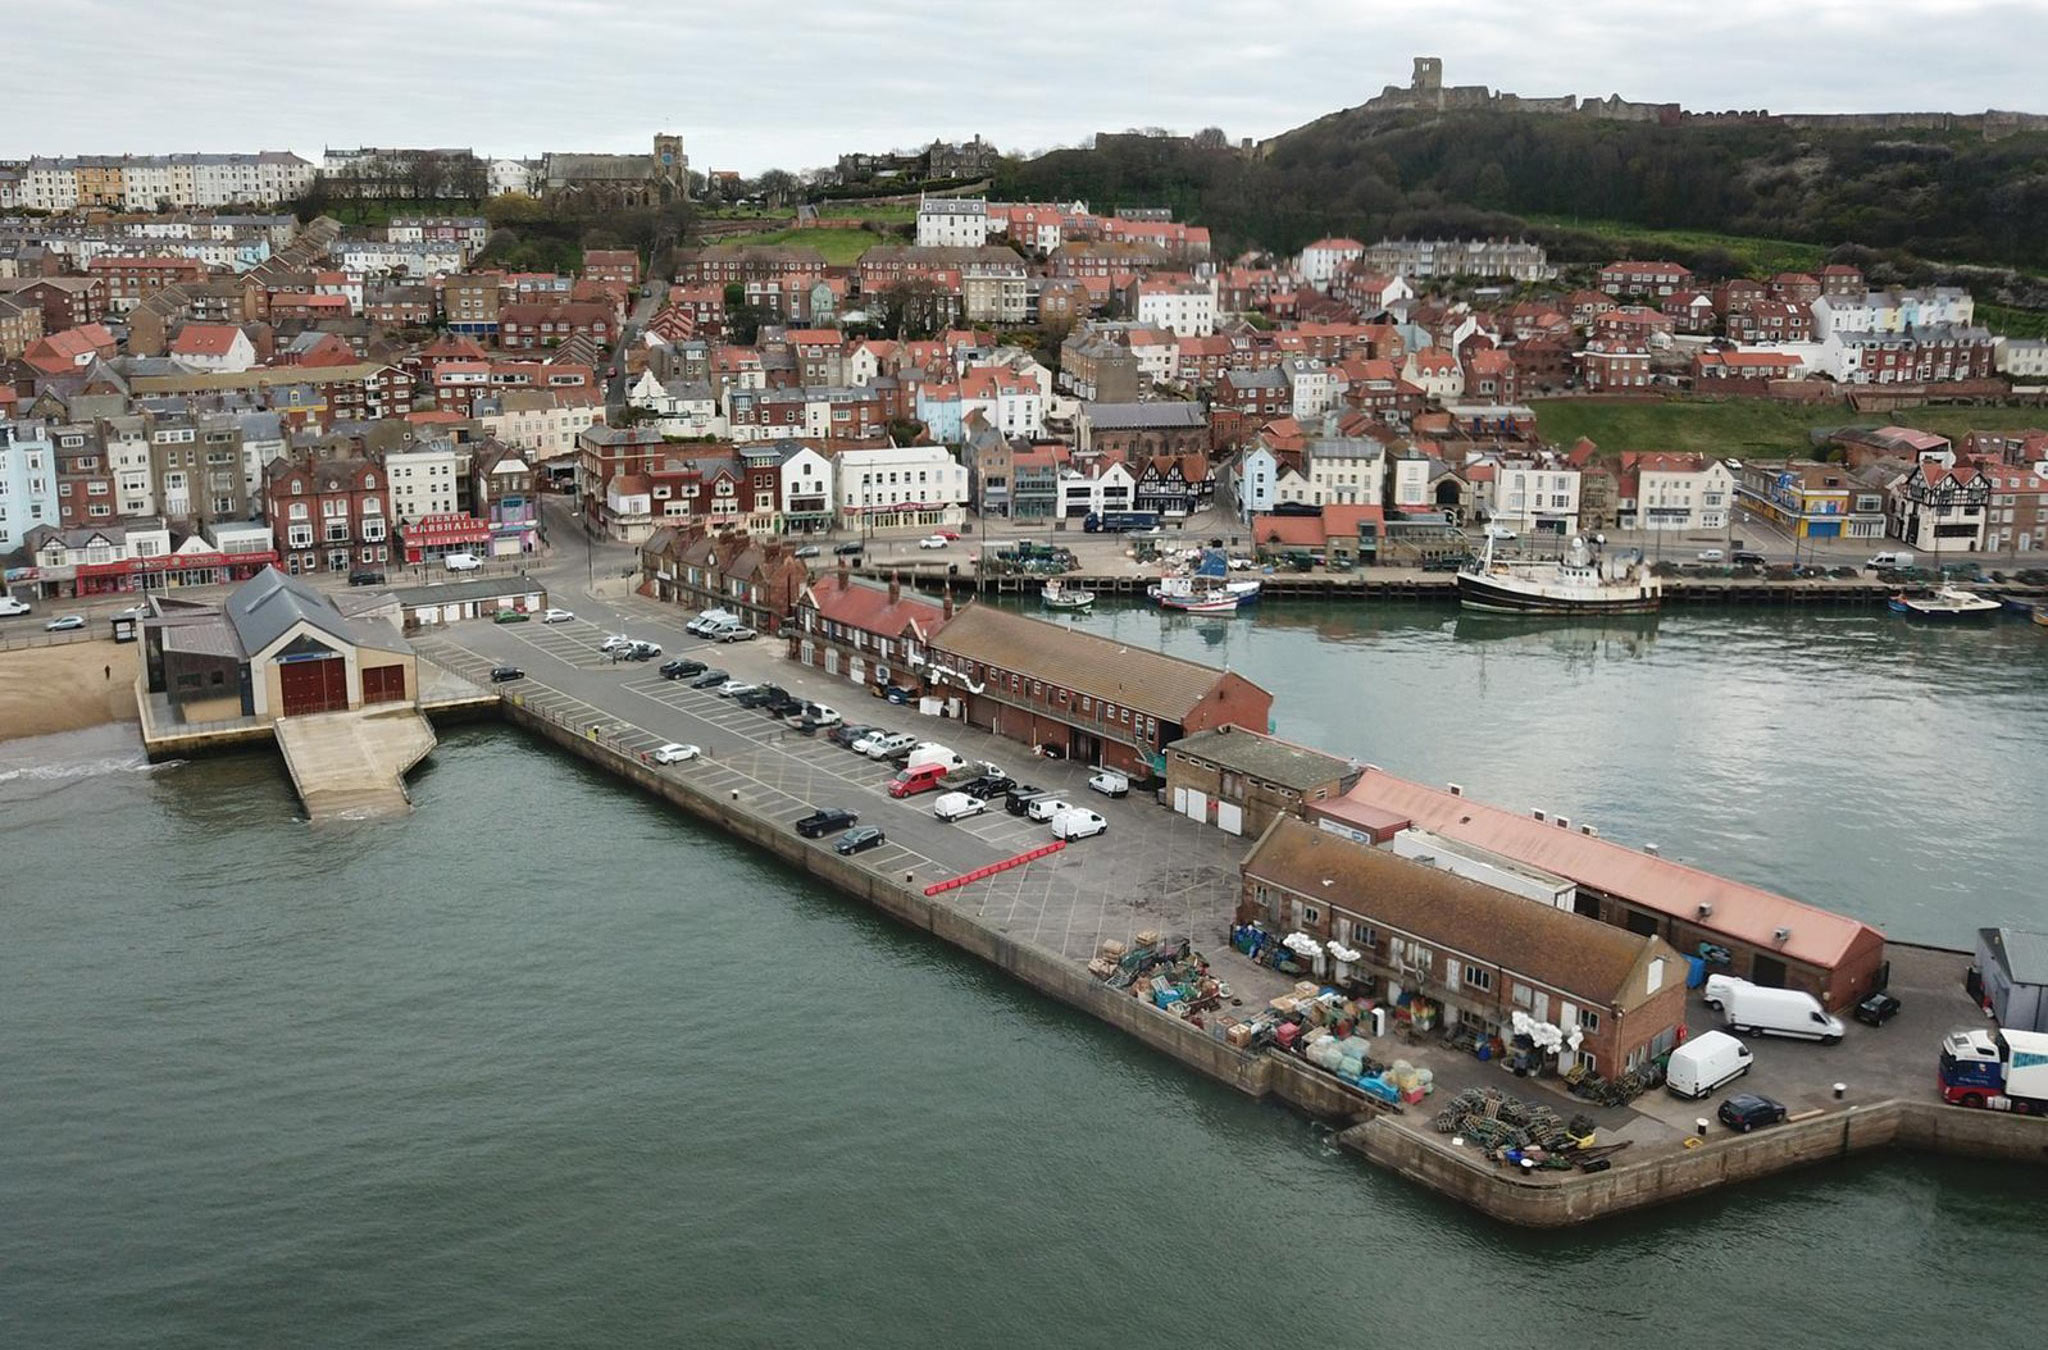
604, 287, 663, 413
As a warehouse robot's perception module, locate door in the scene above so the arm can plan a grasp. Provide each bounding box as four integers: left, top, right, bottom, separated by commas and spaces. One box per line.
1751, 953, 1787, 988
361, 664, 407, 705
278, 655, 348, 715
1181, 788, 1207, 823
1215, 801, 1244, 836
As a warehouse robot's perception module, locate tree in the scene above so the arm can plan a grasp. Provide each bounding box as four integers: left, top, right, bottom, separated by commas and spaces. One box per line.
1193, 127, 1230, 151
874, 278, 947, 340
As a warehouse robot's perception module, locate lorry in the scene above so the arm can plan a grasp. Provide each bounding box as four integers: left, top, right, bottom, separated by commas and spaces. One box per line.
1939, 1028, 2048, 1113
1709, 977, 1845, 1044
1083, 510, 1161, 534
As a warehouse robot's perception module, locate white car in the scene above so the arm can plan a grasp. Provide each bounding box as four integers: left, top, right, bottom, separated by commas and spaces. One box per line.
650, 743, 701, 765
1026, 796, 1075, 823
713, 625, 757, 643
716, 681, 759, 700
688, 610, 739, 635
1697, 549, 1725, 563
796, 704, 842, 728
862, 732, 919, 760
600, 635, 634, 652
1049, 807, 1108, 840
542, 608, 575, 623
0, 596, 31, 617
1484, 524, 1516, 541
1088, 770, 1130, 798
932, 791, 986, 822
918, 535, 948, 550
44, 614, 85, 632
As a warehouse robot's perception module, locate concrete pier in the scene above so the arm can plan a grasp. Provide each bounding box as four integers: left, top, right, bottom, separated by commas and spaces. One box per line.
275, 706, 438, 819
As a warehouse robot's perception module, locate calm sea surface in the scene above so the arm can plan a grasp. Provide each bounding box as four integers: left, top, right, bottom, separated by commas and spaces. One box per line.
4, 604, 2045, 1346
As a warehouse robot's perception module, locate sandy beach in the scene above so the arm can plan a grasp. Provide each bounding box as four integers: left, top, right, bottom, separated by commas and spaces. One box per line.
0, 642, 141, 742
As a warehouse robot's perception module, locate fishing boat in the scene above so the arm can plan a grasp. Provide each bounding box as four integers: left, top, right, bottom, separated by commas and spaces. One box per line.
1888, 585, 2003, 619
1147, 548, 1261, 614
1039, 579, 1096, 613
1456, 533, 1662, 615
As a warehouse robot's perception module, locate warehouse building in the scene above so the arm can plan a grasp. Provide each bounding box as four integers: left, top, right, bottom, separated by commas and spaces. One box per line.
1975, 927, 2048, 1033
1164, 725, 1360, 838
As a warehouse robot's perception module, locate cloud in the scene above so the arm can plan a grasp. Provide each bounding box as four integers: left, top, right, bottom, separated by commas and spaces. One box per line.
4, 0, 2045, 170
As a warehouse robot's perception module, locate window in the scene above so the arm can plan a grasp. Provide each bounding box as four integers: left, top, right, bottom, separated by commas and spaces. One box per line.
1577, 1008, 1601, 1032
1463, 965, 1493, 992
1301, 904, 1320, 925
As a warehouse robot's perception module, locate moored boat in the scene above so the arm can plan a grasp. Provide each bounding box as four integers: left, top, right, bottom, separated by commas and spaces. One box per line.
1148, 548, 1259, 614
1456, 534, 1662, 616
2035, 605, 2048, 628
1040, 579, 1096, 612
1888, 585, 2002, 619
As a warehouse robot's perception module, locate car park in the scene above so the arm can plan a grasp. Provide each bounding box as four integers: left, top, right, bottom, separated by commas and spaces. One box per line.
659, 658, 706, 680
1717, 1093, 1788, 1133
650, 743, 700, 765
918, 535, 948, 550
542, 608, 575, 623
794, 807, 859, 839
44, 615, 85, 631
834, 826, 886, 855
688, 669, 730, 689
932, 792, 987, 822
0, 595, 32, 617
493, 610, 529, 623
1049, 807, 1108, 840
489, 665, 525, 682
1087, 770, 1130, 798
1854, 991, 1902, 1026
716, 681, 759, 700
1026, 796, 1074, 823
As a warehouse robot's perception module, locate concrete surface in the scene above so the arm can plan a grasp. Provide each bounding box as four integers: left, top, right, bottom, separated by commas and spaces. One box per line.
275, 706, 437, 820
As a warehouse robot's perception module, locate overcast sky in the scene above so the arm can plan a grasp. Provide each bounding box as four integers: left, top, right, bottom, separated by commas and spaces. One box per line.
10, 0, 2047, 172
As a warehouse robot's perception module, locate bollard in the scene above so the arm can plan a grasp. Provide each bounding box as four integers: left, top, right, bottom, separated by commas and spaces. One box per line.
1833, 1082, 1846, 1100
1696, 1118, 1710, 1138
730, 790, 739, 801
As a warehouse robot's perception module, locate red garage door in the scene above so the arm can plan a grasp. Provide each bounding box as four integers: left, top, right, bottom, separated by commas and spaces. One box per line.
361, 664, 407, 705
278, 655, 349, 716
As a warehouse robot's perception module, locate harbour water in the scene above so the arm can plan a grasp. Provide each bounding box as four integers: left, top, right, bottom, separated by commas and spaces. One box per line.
5, 604, 2047, 1346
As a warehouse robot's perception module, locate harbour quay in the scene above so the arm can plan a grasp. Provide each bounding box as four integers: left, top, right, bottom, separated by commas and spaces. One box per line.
410, 584, 2048, 1226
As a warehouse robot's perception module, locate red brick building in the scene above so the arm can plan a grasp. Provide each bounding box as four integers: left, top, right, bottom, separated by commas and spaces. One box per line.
1725, 300, 1813, 344
1597, 260, 1693, 299
582, 249, 641, 288
262, 455, 393, 575
497, 301, 615, 351
87, 255, 205, 311
1578, 340, 1653, 392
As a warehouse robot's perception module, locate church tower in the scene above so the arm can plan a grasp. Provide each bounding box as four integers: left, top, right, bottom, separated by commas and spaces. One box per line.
653, 133, 687, 199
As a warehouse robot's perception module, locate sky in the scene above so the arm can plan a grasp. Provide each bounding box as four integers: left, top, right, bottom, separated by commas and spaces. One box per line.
9, 0, 2048, 173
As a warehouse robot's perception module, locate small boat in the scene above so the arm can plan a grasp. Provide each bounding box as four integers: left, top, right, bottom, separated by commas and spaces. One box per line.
1457, 533, 1662, 615
1039, 579, 1095, 613
1888, 585, 2003, 619
1149, 574, 1243, 613
1998, 594, 2037, 616
2031, 604, 2047, 629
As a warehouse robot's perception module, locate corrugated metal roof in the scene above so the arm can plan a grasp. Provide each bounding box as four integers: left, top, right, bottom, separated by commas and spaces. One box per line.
1330, 770, 1880, 968
1982, 927, 2048, 987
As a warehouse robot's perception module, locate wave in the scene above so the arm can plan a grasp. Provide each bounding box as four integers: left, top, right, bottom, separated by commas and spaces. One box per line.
0, 755, 176, 785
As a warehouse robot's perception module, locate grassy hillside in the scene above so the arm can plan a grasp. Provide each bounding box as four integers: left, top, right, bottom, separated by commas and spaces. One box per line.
1531, 399, 2048, 460
723, 226, 879, 265
1522, 216, 1830, 278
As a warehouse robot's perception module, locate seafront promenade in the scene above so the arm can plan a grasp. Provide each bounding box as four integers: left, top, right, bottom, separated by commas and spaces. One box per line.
400, 590, 2048, 1225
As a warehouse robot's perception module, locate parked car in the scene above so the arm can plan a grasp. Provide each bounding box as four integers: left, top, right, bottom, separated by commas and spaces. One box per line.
881, 684, 914, 705
489, 665, 525, 682
713, 625, 757, 643
834, 826, 886, 856
762, 694, 805, 718
733, 684, 784, 708
688, 669, 730, 689
1483, 524, 1516, 541
493, 610, 529, 624
687, 610, 738, 636
716, 681, 759, 700
918, 535, 948, 550
1854, 991, 1902, 1027
1026, 796, 1075, 823
1664, 1030, 1753, 1100
621, 640, 661, 660
348, 570, 386, 587
1731, 551, 1768, 567
44, 615, 84, 632
793, 544, 821, 559
794, 807, 859, 839
934, 529, 961, 541
0, 595, 31, 617
831, 723, 881, 749
650, 743, 700, 765
887, 763, 951, 798
600, 635, 634, 652
861, 732, 919, 760
792, 703, 841, 728
959, 773, 1016, 800
932, 791, 987, 822
1004, 786, 1048, 816
1717, 1093, 1788, 1133
659, 658, 706, 680
1049, 807, 1108, 840
542, 608, 575, 623
443, 552, 482, 572
1697, 548, 1725, 563
833, 541, 864, 558
1087, 770, 1130, 798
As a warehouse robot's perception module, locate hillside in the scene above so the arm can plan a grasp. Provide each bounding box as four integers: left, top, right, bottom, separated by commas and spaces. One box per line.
993, 109, 2048, 277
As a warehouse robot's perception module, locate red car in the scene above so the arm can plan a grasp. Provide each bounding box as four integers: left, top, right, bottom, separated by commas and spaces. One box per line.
887, 763, 950, 798
936, 529, 961, 540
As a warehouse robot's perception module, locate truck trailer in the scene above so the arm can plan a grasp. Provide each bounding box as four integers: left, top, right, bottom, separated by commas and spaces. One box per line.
1938, 1028, 2048, 1113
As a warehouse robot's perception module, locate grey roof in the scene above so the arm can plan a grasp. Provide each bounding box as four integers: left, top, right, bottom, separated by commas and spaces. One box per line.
1981, 927, 2048, 986
1168, 727, 1360, 791
160, 617, 244, 659
389, 575, 548, 606
1079, 401, 1207, 430
226, 566, 409, 658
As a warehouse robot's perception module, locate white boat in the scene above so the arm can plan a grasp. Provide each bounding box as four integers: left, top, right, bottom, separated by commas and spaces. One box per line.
1040, 579, 1096, 612
1888, 585, 2002, 619
1148, 575, 1243, 614
1456, 534, 1663, 615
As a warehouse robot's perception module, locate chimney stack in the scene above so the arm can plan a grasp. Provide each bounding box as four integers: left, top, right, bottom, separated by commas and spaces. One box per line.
943, 589, 955, 619
836, 559, 850, 591
888, 571, 901, 605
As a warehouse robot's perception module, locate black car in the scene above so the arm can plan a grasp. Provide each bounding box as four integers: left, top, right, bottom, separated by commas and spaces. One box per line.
795, 807, 860, 839
1004, 786, 1050, 816
881, 684, 914, 705
1731, 550, 1769, 567
763, 695, 804, 718
660, 658, 707, 680
688, 669, 730, 689
833, 541, 865, 558
734, 684, 785, 709
1717, 1093, 1788, 1133
1854, 991, 1902, 1026
489, 665, 525, 683
834, 825, 886, 855
960, 773, 1016, 800
348, 569, 386, 586
831, 723, 880, 749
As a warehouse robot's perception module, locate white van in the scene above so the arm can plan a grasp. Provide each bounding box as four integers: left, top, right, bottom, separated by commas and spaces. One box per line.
902, 743, 966, 775
1721, 983, 1846, 1044
1865, 550, 1915, 570
1665, 1030, 1754, 1099
443, 552, 482, 572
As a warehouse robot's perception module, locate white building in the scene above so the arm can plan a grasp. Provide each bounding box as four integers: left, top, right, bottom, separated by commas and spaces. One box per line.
384, 444, 462, 524
1812, 287, 1975, 339
22, 159, 79, 212
777, 444, 836, 525
1996, 337, 2048, 383
1133, 279, 1217, 338
1298, 237, 1365, 291
104, 416, 156, 519
1305, 435, 1385, 507
488, 159, 536, 196
475, 391, 605, 458
835, 443, 969, 530
1233, 445, 1283, 522
1631, 454, 1735, 531
0, 423, 58, 554
915, 197, 990, 249
627, 371, 724, 438
1055, 461, 1138, 521
1491, 460, 1582, 534
959, 367, 1044, 440
334, 240, 465, 278
235, 412, 288, 500
1281, 357, 1335, 422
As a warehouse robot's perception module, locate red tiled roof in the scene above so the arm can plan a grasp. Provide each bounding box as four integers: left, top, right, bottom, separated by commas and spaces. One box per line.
169, 323, 244, 356
805, 574, 948, 637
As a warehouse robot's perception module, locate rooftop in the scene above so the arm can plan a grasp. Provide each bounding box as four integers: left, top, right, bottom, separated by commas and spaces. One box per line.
1168, 726, 1359, 792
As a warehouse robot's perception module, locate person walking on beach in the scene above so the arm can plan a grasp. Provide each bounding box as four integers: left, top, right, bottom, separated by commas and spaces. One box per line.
104, 663, 111, 681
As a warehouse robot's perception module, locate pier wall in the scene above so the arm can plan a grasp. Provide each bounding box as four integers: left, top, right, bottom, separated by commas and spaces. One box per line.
497, 693, 2048, 1228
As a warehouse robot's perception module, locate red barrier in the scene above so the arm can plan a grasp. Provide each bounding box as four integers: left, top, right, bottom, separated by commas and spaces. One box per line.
924, 840, 1066, 896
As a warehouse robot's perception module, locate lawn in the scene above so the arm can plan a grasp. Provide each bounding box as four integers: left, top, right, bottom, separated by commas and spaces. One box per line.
1527, 215, 1830, 278
1530, 399, 2048, 460
733, 226, 883, 265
